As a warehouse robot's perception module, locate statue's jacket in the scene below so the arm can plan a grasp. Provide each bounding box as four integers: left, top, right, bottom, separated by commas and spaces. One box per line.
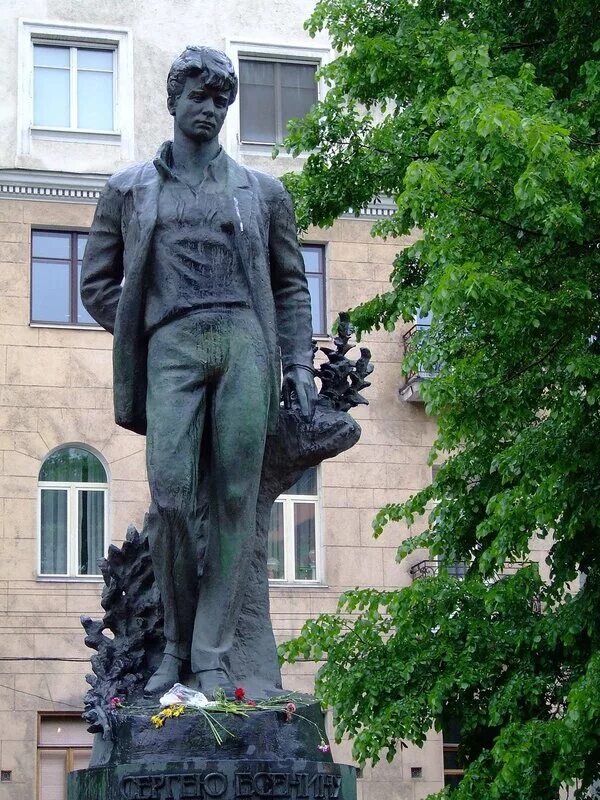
80, 142, 314, 436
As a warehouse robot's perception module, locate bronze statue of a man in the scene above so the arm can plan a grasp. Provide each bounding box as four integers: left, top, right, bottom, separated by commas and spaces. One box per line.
81, 46, 317, 698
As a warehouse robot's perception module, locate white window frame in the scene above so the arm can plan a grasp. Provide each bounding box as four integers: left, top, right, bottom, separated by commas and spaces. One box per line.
268, 468, 323, 585
37, 445, 110, 582
17, 19, 134, 156
33, 42, 116, 133
225, 39, 330, 158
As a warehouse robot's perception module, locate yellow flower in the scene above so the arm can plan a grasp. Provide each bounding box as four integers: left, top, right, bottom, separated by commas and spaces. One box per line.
171, 705, 185, 718
150, 715, 165, 728
162, 707, 173, 718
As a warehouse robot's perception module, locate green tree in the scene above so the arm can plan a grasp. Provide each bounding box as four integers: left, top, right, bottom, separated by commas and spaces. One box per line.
278, 2, 600, 797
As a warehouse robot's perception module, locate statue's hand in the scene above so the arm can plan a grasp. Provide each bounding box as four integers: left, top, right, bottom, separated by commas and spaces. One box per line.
282, 365, 317, 422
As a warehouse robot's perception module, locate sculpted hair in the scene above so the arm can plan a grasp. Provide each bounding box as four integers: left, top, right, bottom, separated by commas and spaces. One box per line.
167, 46, 238, 111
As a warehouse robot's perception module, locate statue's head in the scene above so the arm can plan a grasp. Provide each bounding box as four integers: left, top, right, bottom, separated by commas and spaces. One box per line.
166, 46, 238, 114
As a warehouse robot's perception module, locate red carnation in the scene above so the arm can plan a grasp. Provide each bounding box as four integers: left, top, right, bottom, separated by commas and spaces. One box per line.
234, 687, 245, 701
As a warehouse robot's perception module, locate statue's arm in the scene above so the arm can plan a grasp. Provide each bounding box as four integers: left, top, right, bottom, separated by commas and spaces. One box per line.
268, 182, 314, 372
80, 179, 125, 334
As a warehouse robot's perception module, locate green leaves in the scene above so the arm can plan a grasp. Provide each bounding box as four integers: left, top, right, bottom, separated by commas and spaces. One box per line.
279, 0, 600, 797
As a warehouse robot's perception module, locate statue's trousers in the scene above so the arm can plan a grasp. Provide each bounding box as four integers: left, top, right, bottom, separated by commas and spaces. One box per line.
144, 308, 270, 672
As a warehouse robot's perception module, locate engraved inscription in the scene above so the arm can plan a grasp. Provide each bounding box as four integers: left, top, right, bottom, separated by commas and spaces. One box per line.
118, 771, 343, 799
120, 772, 227, 799
234, 772, 341, 798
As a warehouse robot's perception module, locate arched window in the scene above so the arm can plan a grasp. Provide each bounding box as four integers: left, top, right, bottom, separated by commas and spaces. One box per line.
38, 446, 108, 577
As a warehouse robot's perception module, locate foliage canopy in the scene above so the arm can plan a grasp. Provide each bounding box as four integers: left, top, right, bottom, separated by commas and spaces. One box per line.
279, 2, 600, 797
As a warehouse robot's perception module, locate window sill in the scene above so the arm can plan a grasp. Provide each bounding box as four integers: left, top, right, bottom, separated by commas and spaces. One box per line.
30, 322, 103, 331
37, 575, 104, 583
269, 581, 328, 589
31, 126, 121, 146
239, 142, 308, 159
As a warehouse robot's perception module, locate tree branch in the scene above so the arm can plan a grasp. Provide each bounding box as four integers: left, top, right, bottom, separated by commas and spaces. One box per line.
500, 39, 553, 52
503, 334, 566, 383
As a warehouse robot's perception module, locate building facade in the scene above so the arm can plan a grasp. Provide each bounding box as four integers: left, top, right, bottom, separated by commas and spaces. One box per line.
0, 2, 442, 798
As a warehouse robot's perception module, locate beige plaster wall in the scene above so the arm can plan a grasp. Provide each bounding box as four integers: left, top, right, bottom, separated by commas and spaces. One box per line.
0, 194, 441, 799
0, 0, 329, 175
0, 4, 442, 794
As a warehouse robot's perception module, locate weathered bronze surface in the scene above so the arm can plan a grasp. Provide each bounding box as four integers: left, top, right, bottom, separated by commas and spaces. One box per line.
81, 47, 318, 699
74, 44, 368, 799
69, 758, 357, 800
81, 319, 373, 736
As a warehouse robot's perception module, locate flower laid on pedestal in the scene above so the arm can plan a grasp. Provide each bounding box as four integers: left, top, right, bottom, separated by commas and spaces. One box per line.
111, 684, 332, 753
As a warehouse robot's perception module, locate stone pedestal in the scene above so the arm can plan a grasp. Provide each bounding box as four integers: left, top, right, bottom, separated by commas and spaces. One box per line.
68, 700, 356, 800
69, 758, 356, 799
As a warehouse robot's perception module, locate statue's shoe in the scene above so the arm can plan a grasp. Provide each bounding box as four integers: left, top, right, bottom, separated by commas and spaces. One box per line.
143, 654, 183, 697
197, 668, 235, 699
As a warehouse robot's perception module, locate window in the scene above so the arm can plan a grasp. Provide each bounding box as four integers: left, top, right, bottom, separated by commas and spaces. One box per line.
18, 21, 134, 158
431, 462, 444, 481
38, 714, 92, 800
301, 244, 326, 336
416, 307, 433, 328
33, 44, 114, 131
239, 57, 318, 145
442, 719, 465, 788
403, 308, 436, 377
38, 446, 108, 578
400, 308, 438, 401
31, 230, 96, 326
443, 560, 469, 578
225, 41, 329, 156
267, 468, 321, 582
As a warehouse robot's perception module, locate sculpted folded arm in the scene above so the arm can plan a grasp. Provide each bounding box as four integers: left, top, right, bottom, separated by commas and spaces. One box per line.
80, 179, 126, 334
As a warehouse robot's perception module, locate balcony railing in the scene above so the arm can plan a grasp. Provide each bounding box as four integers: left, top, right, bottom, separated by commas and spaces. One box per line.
400, 323, 438, 402
409, 559, 541, 612
409, 560, 469, 579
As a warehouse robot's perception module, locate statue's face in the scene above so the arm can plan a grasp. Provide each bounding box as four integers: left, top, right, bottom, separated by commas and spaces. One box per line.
172, 73, 230, 143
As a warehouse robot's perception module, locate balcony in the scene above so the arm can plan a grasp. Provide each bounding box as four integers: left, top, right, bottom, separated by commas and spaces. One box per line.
399, 323, 437, 403
409, 560, 541, 612
409, 560, 469, 580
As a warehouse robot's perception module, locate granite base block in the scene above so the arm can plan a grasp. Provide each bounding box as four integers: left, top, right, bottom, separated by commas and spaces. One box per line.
88, 700, 332, 767
68, 701, 356, 800
68, 758, 357, 799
